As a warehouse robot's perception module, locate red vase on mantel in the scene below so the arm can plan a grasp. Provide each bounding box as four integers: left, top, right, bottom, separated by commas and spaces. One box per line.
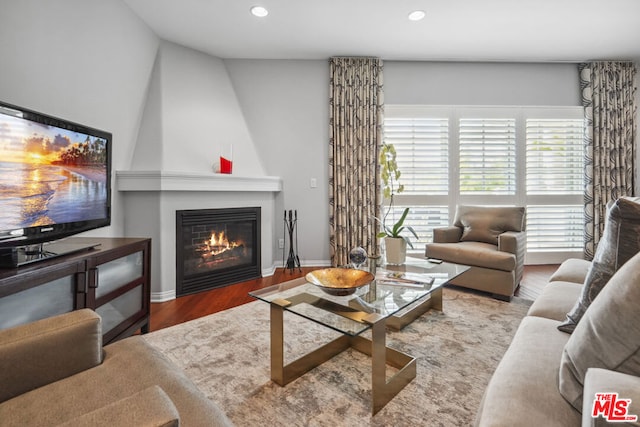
219, 156, 232, 174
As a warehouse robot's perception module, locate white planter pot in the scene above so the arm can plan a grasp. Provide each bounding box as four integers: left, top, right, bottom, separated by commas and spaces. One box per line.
384, 237, 406, 265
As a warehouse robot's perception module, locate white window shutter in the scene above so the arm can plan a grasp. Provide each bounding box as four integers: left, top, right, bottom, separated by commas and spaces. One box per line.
459, 118, 516, 195
384, 117, 449, 195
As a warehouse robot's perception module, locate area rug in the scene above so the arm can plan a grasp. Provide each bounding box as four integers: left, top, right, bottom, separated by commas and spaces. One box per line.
144, 287, 532, 427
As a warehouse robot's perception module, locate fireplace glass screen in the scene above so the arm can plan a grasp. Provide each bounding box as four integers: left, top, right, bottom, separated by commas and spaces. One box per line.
176, 207, 261, 296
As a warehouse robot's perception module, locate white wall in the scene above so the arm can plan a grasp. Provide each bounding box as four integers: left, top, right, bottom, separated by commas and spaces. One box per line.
0, 0, 159, 236
132, 41, 265, 175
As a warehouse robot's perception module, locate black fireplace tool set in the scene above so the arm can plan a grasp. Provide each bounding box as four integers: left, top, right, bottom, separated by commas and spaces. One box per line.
283, 210, 301, 272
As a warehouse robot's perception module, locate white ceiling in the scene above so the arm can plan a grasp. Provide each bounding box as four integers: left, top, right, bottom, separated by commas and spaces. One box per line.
123, 0, 640, 62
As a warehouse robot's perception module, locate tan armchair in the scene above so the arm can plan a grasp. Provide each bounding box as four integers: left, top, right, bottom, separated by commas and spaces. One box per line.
425, 205, 526, 301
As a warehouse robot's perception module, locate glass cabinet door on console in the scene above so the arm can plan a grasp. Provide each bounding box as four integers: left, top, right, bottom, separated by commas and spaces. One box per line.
85, 239, 151, 344
0, 261, 85, 330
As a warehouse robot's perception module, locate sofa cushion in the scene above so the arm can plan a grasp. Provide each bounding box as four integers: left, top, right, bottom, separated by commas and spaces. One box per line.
475, 316, 580, 427
527, 281, 584, 322
559, 197, 640, 333
454, 205, 526, 245
549, 258, 592, 284
558, 252, 640, 412
424, 241, 516, 272
0, 309, 102, 403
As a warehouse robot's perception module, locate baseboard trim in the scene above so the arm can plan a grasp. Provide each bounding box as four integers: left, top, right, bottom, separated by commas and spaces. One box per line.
151, 289, 176, 303
301, 259, 332, 267
152, 259, 332, 302
263, 259, 331, 275
278, 259, 332, 269
262, 264, 276, 277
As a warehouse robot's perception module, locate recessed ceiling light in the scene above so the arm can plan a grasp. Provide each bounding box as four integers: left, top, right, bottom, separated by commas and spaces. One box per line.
250, 6, 269, 17
408, 10, 426, 21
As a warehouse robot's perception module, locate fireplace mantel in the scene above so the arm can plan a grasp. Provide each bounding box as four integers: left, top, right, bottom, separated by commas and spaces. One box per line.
116, 170, 282, 192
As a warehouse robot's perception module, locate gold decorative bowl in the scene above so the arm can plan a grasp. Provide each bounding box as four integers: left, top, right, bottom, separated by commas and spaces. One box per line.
306, 268, 374, 296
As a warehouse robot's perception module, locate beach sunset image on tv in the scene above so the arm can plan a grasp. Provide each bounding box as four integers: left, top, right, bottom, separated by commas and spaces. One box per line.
0, 112, 109, 230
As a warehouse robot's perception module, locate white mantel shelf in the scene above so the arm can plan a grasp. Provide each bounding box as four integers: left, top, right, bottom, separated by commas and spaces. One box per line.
116, 170, 282, 192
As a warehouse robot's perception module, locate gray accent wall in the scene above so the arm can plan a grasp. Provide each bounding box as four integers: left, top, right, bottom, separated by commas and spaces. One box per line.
384, 61, 581, 106
224, 59, 330, 267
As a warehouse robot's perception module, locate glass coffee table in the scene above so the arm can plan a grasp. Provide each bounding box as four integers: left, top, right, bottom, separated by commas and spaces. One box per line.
249, 257, 468, 415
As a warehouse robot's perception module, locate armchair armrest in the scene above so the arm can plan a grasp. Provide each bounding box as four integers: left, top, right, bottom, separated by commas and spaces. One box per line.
582, 368, 640, 427
0, 309, 103, 403
433, 226, 462, 243
55, 386, 180, 427
498, 230, 526, 257
499, 231, 526, 285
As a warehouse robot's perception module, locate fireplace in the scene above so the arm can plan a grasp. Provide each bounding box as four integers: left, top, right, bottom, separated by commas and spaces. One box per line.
176, 207, 261, 296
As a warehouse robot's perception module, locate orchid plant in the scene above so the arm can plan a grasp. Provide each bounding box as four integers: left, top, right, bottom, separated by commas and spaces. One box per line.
375, 143, 418, 248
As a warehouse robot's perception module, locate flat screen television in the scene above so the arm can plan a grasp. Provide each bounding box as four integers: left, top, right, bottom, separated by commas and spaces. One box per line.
0, 100, 111, 266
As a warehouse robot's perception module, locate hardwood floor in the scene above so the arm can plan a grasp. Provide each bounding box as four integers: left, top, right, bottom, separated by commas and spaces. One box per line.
149, 267, 315, 332
149, 264, 558, 332
516, 264, 558, 301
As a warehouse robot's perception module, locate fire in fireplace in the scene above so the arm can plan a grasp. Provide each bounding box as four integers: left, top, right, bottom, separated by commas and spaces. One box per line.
203, 230, 239, 256
176, 207, 261, 296
191, 227, 249, 272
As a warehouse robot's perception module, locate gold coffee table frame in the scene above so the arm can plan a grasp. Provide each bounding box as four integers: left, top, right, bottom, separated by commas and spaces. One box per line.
386, 286, 443, 331
252, 259, 469, 415
270, 297, 416, 415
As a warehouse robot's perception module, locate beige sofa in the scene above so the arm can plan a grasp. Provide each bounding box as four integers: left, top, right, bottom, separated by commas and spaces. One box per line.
0, 309, 232, 427
425, 205, 526, 300
475, 255, 640, 426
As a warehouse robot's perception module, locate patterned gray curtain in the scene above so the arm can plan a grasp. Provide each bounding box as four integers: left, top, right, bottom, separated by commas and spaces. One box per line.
580, 61, 637, 259
329, 57, 384, 266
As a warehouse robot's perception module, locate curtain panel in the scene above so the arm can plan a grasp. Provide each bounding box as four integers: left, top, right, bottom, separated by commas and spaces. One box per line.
580, 61, 637, 259
329, 57, 384, 267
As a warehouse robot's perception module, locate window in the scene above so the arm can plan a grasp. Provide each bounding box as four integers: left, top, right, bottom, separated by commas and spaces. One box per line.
524, 117, 584, 258
459, 118, 516, 195
383, 108, 450, 243
383, 106, 584, 263
525, 118, 584, 195
384, 117, 449, 195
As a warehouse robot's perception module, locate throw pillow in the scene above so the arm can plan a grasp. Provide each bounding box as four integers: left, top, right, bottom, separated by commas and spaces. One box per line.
558, 251, 640, 411
454, 205, 525, 245
558, 197, 640, 333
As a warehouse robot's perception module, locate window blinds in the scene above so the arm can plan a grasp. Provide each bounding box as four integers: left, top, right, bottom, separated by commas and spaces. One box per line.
383, 117, 449, 195
459, 118, 516, 195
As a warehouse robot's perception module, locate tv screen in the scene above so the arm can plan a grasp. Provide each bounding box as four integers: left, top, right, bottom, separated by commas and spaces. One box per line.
0, 101, 111, 250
